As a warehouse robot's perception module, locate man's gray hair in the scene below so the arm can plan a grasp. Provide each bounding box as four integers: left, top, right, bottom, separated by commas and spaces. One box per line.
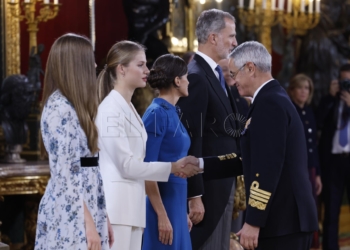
196, 9, 235, 44
229, 41, 272, 73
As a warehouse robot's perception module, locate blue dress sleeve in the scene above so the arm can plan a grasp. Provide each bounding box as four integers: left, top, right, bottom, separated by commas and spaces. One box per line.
142, 107, 168, 162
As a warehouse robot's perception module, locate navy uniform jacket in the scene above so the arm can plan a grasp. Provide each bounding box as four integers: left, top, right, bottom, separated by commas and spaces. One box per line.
292, 102, 321, 174
240, 80, 318, 238
177, 54, 241, 249
230, 85, 249, 118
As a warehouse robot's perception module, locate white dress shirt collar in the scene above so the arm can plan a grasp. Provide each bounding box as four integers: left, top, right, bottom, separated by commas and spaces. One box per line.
251, 79, 274, 103
196, 51, 218, 78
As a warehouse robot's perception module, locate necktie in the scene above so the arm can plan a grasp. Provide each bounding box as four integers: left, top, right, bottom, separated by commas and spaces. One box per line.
215, 65, 227, 93
339, 108, 349, 147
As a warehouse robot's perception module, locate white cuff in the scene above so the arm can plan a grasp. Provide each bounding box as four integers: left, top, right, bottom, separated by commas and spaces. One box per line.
188, 195, 203, 199
199, 158, 204, 170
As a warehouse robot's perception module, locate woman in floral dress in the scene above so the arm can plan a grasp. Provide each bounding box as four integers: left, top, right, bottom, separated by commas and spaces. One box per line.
35, 33, 113, 250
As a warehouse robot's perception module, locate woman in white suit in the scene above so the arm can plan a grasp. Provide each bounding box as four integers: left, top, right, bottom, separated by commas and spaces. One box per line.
95, 41, 201, 250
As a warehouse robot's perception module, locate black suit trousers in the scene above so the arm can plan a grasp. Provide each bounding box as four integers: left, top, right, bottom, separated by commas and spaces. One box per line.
257, 232, 313, 250
322, 153, 350, 250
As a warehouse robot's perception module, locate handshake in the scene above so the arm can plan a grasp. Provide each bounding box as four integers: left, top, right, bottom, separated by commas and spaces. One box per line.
170, 156, 201, 178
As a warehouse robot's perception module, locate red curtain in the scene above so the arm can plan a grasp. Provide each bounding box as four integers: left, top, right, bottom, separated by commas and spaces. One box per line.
20, 0, 128, 75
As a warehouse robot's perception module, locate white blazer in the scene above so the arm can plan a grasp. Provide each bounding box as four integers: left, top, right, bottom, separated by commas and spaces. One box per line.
96, 90, 171, 228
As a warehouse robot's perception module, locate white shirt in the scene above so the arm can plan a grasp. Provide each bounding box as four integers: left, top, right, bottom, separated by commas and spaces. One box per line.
251, 79, 274, 103
332, 101, 350, 153
196, 51, 227, 95
196, 51, 220, 80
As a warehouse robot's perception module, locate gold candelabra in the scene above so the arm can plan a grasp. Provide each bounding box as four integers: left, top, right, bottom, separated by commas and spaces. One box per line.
238, 0, 279, 53
238, 0, 321, 52
280, 0, 320, 35
8, 0, 61, 53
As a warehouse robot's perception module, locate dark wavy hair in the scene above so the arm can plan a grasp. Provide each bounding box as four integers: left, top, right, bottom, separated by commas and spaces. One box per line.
147, 54, 187, 90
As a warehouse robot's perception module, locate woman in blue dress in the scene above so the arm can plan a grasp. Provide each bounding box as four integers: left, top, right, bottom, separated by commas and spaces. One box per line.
142, 54, 192, 249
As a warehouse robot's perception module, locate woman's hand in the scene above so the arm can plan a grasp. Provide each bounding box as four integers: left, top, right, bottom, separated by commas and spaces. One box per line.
84, 202, 101, 250
187, 214, 193, 232
158, 214, 173, 245
86, 219, 102, 250
315, 175, 323, 196
107, 215, 114, 249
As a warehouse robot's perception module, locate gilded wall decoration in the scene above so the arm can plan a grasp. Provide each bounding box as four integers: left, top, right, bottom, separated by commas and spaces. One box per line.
5, 1, 20, 76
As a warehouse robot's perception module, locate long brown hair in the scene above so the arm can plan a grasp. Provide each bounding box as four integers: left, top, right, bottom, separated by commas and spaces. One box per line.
97, 41, 145, 103
287, 73, 314, 105
41, 33, 99, 155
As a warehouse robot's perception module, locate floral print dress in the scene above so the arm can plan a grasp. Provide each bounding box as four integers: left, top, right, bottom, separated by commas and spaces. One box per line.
35, 90, 109, 249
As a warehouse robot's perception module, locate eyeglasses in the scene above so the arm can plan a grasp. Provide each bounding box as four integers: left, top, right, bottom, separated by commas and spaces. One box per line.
229, 62, 256, 79
229, 64, 246, 80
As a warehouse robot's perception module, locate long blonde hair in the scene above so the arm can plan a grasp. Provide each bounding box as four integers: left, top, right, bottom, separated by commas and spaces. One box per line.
41, 33, 99, 155
97, 40, 145, 103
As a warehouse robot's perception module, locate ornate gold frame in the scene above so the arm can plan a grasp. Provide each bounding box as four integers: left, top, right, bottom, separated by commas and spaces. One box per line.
4, 0, 21, 76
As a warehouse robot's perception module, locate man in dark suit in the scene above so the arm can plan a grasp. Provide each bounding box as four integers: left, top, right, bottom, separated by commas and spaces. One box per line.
317, 64, 350, 250
228, 41, 318, 250
177, 9, 243, 250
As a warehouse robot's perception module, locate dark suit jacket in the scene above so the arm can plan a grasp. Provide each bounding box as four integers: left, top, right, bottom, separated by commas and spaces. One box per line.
177, 54, 241, 248
316, 94, 341, 170
240, 80, 318, 238
293, 103, 321, 175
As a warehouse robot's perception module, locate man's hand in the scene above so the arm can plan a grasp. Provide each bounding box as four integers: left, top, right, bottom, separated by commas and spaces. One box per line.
236, 222, 260, 250
171, 156, 200, 178
187, 214, 193, 232
330, 79, 339, 97
188, 197, 205, 225
340, 90, 350, 107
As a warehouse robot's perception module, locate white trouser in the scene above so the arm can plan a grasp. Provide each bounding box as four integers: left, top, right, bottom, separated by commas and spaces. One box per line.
111, 224, 143, 250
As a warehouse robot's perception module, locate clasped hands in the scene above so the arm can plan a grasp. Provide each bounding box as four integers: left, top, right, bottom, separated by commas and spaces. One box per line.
171, 155, 201, 178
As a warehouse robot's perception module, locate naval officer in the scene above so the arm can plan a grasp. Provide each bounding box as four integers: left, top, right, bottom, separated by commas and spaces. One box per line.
228, 41, 318, 250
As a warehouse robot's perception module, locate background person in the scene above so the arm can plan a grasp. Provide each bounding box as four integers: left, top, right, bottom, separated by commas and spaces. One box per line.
317, 64, 350, 250
287, 73, 322, 248
287, 74, 322, 199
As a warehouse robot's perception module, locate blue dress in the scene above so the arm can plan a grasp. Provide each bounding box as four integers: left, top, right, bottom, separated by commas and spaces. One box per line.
35, 91, 109, 249
142, 98, 192, 250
